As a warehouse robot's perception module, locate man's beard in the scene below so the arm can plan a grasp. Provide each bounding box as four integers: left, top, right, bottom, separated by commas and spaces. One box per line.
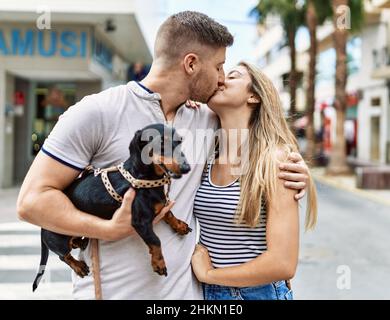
189, 76, 215, 104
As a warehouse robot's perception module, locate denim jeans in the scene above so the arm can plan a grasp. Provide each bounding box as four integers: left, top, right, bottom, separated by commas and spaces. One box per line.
203, 281, 293, 300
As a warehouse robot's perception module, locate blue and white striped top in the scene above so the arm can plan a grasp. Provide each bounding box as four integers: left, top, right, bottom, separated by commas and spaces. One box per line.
193, 160, 267, 268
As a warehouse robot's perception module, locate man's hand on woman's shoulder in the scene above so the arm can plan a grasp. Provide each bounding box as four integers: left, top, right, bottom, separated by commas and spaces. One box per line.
278, 152, 309, 201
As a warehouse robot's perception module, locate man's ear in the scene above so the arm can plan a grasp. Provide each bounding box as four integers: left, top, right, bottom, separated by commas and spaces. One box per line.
183, 53, 199, 75
247, 94, 260, 104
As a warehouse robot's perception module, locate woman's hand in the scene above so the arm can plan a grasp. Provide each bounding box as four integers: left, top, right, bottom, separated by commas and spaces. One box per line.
191, 244, 214, 283
185, 100, 201, 109
278, 152, 309, 201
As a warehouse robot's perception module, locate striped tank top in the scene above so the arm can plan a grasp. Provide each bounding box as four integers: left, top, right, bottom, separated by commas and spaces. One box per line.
193, 160, 267, 268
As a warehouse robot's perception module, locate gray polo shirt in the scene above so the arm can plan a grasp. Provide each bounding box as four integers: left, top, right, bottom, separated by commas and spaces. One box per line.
42, 81, 218, 299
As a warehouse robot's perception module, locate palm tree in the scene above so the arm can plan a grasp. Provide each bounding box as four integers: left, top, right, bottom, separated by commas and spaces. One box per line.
304, 1, 332, 163
251, 0, 305, 119
252, 0, 363, 170
327, 0, 364, 174
304, 0, 318, 163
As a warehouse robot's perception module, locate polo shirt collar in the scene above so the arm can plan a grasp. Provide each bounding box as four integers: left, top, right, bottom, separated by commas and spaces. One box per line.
127, 81, 161, 101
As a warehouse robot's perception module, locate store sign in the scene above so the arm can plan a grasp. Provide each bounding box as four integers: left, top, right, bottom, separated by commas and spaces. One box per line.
0, 29, 87, 58
92, 36, 113, 71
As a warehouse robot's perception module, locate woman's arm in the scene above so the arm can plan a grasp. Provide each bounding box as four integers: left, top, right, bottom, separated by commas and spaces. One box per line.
191, 154, 299, 287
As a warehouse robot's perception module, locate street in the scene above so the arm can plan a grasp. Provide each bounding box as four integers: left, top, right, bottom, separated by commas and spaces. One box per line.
0, 188, 72, 299
293, 181, 390, 299
0, 222, 73, 299
0, 181, 389, 299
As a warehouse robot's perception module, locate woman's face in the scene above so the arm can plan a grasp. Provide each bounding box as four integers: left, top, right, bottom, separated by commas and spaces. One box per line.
207, 65, 253, 113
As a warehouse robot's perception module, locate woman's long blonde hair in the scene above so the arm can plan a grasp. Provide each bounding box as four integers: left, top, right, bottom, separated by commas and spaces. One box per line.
236, 62, 317, 231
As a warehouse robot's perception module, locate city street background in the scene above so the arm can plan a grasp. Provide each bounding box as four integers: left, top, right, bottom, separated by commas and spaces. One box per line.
1, 0, 390, 300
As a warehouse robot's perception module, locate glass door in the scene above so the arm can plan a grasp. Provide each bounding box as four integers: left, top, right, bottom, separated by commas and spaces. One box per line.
32, 83, 76, 156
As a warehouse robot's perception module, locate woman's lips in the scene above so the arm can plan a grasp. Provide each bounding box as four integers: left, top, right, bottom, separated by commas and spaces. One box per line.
214, 88, 225, 95
208, 88, 225, 102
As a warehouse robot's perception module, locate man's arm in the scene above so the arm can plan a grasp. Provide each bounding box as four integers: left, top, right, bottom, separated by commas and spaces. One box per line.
17, 152, 135, 241
17, 91, 176, 241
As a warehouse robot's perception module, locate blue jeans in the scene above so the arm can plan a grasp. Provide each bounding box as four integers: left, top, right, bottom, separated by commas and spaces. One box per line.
203, 281, 293, 300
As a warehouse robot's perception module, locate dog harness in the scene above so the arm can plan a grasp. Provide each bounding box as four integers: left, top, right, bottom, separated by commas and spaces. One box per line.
84, 163, 172, 203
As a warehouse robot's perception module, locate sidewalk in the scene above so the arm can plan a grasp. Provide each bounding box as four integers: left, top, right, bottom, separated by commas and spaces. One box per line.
0, 220, 73, 300
312, 167, 390, 207
0, 188, 72, 300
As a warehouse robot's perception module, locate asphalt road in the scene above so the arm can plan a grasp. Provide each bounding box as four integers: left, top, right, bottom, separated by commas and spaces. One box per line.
293, 181, 390, 299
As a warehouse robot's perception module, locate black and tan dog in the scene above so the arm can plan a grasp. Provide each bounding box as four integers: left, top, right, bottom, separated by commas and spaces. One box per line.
33, 123, 191, 291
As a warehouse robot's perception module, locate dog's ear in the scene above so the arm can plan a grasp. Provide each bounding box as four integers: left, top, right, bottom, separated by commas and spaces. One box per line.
134, 129, 142, 140
129, 129, 143, 151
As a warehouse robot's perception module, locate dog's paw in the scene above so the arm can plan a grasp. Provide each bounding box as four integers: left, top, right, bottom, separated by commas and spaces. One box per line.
173, 220, 192, 235
152, 260, 168, 277
154, 265, 168, 277
74, 260, 90, 278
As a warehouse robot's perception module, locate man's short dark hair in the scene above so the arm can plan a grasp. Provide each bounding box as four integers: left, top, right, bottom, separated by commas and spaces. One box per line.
154, 11, 234, 64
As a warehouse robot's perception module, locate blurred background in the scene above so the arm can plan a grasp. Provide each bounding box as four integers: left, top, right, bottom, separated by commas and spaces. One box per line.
0, 0, 389, 299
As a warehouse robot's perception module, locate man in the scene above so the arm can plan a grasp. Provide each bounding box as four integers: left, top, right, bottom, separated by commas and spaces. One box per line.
17, 11, 309, 299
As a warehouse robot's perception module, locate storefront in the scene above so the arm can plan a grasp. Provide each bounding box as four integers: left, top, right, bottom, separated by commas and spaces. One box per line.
316, 91, 360, 161
365, 15, 390, 165
0, 12, 151, 187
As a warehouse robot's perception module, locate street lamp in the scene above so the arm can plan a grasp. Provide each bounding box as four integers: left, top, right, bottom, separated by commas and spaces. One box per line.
105, 19, 116, 32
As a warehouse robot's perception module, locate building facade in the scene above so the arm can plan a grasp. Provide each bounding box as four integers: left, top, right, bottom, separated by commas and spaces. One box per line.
253, 1, 390, 167
357, 8, 390, 165
0, 0, 152, 187
254, 18, 307, 114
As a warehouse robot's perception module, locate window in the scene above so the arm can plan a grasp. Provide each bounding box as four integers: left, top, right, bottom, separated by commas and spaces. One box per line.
371, 97, 381, 107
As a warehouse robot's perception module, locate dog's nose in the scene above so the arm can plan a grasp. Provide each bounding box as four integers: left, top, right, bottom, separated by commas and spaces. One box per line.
180, 163, 191, 174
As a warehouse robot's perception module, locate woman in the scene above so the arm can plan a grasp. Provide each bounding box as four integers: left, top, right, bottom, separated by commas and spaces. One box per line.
191, 62, 317, 300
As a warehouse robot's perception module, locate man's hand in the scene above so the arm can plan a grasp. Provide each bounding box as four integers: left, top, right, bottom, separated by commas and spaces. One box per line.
105, 188, 175, 241
278, 152, 309, 201
191, 244, 214, 283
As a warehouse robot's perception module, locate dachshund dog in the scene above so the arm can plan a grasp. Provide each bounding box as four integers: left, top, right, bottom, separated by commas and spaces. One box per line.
33, 123, 192, 291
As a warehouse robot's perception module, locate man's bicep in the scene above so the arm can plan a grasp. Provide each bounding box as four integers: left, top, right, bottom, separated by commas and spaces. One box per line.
22, 151, 81, 192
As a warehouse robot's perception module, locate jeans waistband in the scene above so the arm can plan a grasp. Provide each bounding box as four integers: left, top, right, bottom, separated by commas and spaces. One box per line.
204, 280, 288, 290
